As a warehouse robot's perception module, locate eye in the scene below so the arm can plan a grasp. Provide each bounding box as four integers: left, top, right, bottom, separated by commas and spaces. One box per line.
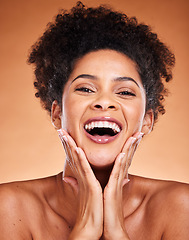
117, 90, 136, 97
75, 87, 94, 93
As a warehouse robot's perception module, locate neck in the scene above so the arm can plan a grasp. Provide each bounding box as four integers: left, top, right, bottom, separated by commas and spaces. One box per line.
91, 164, 114, 190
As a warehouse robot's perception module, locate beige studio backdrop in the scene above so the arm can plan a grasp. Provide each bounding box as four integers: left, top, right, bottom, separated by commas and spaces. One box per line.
0, 0, 189, 184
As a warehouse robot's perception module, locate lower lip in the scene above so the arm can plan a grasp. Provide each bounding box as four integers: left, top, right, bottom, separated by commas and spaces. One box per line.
84, 130, 120, 144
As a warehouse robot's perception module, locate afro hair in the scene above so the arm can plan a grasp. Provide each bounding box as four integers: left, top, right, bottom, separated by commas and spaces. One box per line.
28, 1, 175, 121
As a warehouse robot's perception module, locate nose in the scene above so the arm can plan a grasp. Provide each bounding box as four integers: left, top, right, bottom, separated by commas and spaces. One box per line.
90, 94, 119, 111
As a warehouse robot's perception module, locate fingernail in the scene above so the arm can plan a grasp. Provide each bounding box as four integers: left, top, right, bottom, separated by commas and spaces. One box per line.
139, 132, 144, 138
137, 133, 144, 144
137, 137, 142, 143
131, 137, 136, 145
62, 135, 67, 142
57, 129, 67, 135
122, 178, 130, 186
75, 147, 79, 154
57, 129, 64, 135
63, 177, 69, 183
119, 152, 125, 162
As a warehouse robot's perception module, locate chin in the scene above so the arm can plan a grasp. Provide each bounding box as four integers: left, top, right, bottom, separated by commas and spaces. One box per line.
84, 149, 118, 169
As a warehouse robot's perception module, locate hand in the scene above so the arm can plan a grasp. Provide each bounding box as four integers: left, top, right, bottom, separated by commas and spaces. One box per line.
103, 132, 143, 240
58, 129, 103, 240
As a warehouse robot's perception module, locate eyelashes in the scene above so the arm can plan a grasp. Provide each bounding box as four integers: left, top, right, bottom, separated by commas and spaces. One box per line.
117, 91, 136, 97
75, 87, 136, 97
75, 87, 94, 93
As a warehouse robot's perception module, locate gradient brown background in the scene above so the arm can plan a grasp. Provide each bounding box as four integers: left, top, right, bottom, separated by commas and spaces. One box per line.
0, 0, 188, 184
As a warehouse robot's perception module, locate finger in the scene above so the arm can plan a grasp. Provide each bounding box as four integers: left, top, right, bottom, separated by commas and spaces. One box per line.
58, 129, 100, 189
121, 132, 143, 154
75, 147, 101, 189
63, 176, 79, 194
58, 129, 81, 176
65, 136, 90, 179
58, 128, 71, 138
57, 130, 75, 168
106, 152, 125, 190
62, 135, 85, 178
118, 136, 138, 185
122, 178, 130, 186
61, 133, 95, 180
61, 135, 78, 173
58, 129, 77, 153
126, 133, 143, 168
62, 134, 97, 186
121, 134, 144, 187
57, 131, 72, 164
107, 136, 136, 189
121, 132, 144, 172
122, 136, 137, 168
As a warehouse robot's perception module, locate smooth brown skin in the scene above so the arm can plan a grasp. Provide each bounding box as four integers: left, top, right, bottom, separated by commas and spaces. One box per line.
0, 50, 189, 239
0, 173, 189, 239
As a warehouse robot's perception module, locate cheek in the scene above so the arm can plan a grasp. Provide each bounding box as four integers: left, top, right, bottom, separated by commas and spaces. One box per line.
61, 96, 75, 129
130, 113, 144, 131
61, 95, 86, 131
123, 101, 146, 128
62, 111, 76, 132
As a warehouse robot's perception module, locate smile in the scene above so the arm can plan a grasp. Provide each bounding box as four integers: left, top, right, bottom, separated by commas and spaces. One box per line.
84, 117, 122, 144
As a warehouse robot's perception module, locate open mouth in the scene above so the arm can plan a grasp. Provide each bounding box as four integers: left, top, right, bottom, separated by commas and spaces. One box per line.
84, 119, 122, 144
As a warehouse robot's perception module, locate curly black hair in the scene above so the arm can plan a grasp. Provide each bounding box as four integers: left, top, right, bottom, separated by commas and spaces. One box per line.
28, 1, 175, 121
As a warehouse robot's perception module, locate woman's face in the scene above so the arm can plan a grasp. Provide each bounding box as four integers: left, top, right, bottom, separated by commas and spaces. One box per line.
60, 49, 152, 167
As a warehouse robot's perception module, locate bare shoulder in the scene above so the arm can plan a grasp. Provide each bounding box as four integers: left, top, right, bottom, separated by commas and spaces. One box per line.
0, 180, 34, 239
0, 176, 56, 240
148, 179, 189, 214
146, 178, 189, 239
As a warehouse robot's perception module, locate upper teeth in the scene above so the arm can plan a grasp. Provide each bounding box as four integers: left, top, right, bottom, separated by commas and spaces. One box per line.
84, 121, 121, 133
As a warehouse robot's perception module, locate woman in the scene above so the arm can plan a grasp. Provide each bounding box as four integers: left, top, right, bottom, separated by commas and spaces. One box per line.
0, 2, 189, 239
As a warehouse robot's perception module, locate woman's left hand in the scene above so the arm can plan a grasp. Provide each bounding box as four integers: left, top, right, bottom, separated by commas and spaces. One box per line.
103, 132, 143, 240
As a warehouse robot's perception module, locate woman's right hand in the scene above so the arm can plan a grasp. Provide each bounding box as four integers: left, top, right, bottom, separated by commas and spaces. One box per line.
58, 129, 103, 240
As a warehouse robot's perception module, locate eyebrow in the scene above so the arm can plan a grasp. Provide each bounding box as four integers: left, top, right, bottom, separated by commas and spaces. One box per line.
71, 74, 140, 88
72, 74, 96, 83
114, 76, 140, 88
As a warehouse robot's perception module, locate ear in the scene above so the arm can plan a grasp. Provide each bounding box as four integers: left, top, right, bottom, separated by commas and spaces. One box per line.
51, 100, 62, 129
141, 109, 154, 135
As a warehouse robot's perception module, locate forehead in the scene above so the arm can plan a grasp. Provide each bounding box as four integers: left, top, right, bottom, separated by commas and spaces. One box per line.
68, 49, 142, 85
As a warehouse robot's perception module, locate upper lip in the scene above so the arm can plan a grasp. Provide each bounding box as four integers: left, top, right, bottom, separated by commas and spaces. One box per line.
83, 116, 123, 130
